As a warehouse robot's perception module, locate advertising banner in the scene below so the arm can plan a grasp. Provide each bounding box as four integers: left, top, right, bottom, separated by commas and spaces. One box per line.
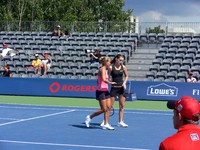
1, 78, 200, 101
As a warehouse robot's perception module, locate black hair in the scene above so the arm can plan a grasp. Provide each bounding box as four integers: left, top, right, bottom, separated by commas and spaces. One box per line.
111, 54, 123, 64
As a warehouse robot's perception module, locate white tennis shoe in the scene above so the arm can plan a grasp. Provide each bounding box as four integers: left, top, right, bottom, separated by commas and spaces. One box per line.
85, 115, 91, 128
118, 121, 128, 127
100, 120, 104, 127
102, 123, 115, 130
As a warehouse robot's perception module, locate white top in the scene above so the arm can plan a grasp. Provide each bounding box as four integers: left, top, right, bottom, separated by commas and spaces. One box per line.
187, 77, 197, 83
0, 48, 16, 57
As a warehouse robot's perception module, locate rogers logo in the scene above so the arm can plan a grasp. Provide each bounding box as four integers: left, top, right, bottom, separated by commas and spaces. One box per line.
49, 82, 96, 93
49, 82, 61, 93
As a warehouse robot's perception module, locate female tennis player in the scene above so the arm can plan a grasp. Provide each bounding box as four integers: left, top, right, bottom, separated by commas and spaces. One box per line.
85, 56, 116, 130
109, 54, 129, 127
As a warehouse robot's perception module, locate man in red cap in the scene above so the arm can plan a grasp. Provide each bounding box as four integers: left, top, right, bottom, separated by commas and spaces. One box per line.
0, 43, 17, 58
187, 72, 197, 83
159, 96, 200, 150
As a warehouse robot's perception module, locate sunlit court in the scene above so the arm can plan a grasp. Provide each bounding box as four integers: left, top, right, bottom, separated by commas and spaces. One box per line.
0, 99, 174, 150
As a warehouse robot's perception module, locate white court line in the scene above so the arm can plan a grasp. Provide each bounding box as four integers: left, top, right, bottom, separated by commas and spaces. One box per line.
0, 104, 172, 115
0, 139, 151, 150
0, 118, 19, 121
0, 109, 75, 127
0, 105, 68, 111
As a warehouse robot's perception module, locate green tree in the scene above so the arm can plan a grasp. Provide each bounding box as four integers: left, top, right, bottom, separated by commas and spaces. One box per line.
0, 0, 133, 32
146, 25, 165, 34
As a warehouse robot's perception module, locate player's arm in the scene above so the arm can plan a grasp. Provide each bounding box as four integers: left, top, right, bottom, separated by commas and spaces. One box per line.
101, 67, 115, 85
122, 65, 129, 89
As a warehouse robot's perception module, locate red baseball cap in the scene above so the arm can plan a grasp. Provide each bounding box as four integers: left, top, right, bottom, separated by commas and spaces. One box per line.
189, 72, 193, 75
167, 96, 200, 120
44, 53, 48, 57
3, 43, 8, 47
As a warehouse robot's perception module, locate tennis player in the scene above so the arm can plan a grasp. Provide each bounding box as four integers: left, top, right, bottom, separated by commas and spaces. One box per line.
159, 96, 200, 150
85, 56, 116, 130
109, 54, 129, 127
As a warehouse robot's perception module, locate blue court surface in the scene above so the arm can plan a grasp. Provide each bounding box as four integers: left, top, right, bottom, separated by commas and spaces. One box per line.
0, 104, 176, 150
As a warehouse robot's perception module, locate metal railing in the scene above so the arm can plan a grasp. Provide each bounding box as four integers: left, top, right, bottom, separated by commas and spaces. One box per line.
0, 20, 200, 34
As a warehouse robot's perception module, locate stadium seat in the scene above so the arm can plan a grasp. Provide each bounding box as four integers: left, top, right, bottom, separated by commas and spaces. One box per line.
184, 53, 195, 61
148, 33, 157, 43
161, 43, 170, 49
164, 38, 173, 44
183, 33, 193, 39
60, 62, 69, 69
168, 48, 177, 54
175, 53, 185, 61
172, 59, 182, 67
54, 68, 65, 75
156, 71, 166, 80
146, 71, 156, 79
64, 69, 74, 76
139, 33, 148, 43
70, 62, 79, 69
190, 66, 200, 74
158, 48, 168, 54
152, 59, 162, 66
159, 65, 169, 73
164, 78, 175, 82
166, 72, 177, 80
110, 37, 119, 42
180, 65, 190, 74
88, 32, 96, 37
165, 53, 175, 60
93, 37, 101, 42
74, 69, 85, 76
130, 33, 139, 40
177, 48, 187, 55
26, 67, 35, 74
51, 62, 61, 69
182, 38, 191, 44
191, 38, 200, 44
101, 37, 110, 42
104, 32, 113, 38
189, 43, 198, 50
62, 51, 71, 57
120, 33, 129, 38
149, 65, 159, 72
85, 70, 94, 76
162, 59, 172, 66
177, 72, 187, 81
80, 32, 87, 37
170, 43, 179, 49
56, 56, 66, 63
84, 37, 92, 42
96, 32, 104, 37
17, 68, 27, 74
193, 59, 200, 66
187, 48, 197, 55
71, 32, 79, 37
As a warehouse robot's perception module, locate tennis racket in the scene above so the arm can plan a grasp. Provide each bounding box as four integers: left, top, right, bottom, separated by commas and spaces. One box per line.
110, 105, 115, 117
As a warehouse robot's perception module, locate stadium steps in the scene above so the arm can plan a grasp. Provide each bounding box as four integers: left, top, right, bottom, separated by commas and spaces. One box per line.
127, 47, 158, 80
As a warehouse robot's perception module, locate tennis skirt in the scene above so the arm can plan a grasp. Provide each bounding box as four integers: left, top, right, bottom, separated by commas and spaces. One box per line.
110, 86, 126, 97
96, 90, 110, 101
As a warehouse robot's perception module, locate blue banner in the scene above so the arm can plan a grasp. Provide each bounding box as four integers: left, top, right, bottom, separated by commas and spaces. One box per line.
1, 77, 200, 101
131, 81, 200, 101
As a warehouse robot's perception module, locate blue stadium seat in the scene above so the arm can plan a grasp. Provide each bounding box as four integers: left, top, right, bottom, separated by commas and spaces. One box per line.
88, 32, 96, 37
14, 31, 23, 36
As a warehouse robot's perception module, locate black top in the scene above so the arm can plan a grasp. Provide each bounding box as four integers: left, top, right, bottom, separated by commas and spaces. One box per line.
94, 53, 102, 62
111, 65, 124, 86
2, 70, 12, 77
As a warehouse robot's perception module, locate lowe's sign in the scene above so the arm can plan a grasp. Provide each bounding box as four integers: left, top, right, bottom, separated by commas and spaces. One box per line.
147, 83, 178, 97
